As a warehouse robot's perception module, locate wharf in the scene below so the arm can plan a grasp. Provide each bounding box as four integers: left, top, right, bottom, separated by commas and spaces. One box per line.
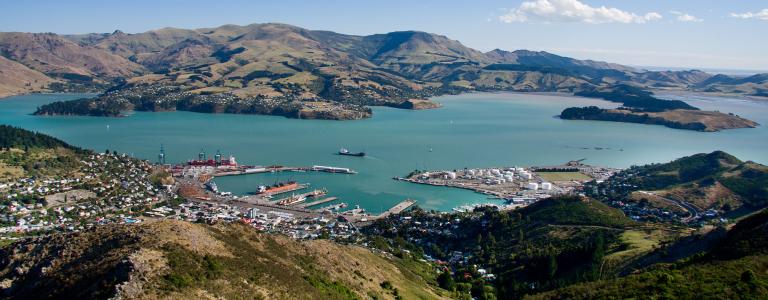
315, 202, 347, 213
212, 165, 356, 177
376, 199, 417, 219
296, 197, 338, 208
346, 199, 417, 224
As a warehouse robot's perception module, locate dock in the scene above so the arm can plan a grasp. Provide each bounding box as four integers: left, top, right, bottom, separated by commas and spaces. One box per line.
211, 165, 356, 177
315, 202, 347, 213
296, 197, 338, 208
375, 199, 417, 219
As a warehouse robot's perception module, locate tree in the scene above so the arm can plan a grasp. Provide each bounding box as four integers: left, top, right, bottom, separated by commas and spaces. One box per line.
487, 232, 497, 246
437, 271, 455, 291
547, 254, 558, 279
741, 270, 756, 284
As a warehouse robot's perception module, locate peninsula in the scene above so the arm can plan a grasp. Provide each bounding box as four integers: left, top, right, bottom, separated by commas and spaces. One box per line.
559, 85, 758, 131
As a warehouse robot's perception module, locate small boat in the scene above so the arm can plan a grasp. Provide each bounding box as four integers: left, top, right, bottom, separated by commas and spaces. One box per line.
339, 148, 365, 157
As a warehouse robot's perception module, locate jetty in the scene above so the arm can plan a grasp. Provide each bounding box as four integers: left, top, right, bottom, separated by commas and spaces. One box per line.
315, 202, 347, 213
375, 199, 417, 219
296, 197, 338, 208
342, 199, 417, 224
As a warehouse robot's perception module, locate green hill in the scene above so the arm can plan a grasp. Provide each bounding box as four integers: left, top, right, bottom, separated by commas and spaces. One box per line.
590, 151, 768, 216
0, 125, 79, 151
520, 195, 634, 228
529, 209, 768, 299
363, 196, 660, 299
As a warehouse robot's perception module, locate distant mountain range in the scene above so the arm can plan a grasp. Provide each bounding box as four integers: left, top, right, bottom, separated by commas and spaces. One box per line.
1, 23, 766, 119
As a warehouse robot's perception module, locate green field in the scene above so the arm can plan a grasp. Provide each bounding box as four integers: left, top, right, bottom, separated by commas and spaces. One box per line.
537, 171, 591, 181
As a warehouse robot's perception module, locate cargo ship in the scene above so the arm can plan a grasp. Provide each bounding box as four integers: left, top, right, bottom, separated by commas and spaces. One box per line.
339, 148, 365, 157
257, 181, 299, 195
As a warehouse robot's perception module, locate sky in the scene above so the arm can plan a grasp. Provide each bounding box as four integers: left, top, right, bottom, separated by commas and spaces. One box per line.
1, 0, 767, 71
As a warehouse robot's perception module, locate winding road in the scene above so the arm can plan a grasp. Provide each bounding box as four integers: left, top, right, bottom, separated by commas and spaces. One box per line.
638, 191, 701, 222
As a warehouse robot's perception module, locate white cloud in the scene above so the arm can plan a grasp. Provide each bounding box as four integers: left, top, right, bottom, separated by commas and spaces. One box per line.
730, 9, 768, 20
499, 0, 662, 24
670, 11, 702, 22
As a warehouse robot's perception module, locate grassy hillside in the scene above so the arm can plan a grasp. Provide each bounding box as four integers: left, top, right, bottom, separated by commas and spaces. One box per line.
0, 32, 145, 80
530, 209, 768, 299
0, 56, 54, 98
590, 151, 768, 215
362, 196, 681, 299
0, 220, 448, 299
0, 125, 86, 180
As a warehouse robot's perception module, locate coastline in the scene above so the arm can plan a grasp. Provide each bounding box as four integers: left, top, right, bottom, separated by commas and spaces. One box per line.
0, 91, 99, 101
16, 87, 764, 131
653, 89, 768, 102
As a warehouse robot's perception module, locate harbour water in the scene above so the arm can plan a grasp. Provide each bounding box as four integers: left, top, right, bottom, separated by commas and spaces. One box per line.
1, 92, 766, 213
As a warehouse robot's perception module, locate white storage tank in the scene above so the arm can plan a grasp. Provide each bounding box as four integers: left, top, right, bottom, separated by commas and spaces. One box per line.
541, 182, 553, 190
527, 182, 539, 190
446, 172, 457, 179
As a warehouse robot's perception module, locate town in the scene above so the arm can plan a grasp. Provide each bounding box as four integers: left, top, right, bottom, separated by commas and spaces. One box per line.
0, 148, 414, 244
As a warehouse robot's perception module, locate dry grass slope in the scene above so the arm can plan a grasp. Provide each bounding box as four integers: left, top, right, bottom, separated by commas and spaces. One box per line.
0, 220, 449, 300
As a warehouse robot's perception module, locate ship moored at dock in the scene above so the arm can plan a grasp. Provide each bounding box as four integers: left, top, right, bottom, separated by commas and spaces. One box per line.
257, 181, 302, 196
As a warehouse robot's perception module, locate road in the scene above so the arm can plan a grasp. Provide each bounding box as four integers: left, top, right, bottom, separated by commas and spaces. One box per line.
639, 191, 701, 222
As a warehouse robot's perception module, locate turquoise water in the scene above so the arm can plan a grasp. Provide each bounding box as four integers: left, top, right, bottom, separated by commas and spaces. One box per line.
1, 92, 766, 213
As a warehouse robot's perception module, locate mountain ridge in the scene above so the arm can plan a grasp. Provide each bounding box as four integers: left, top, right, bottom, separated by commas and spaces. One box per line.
1, 23, 765, 125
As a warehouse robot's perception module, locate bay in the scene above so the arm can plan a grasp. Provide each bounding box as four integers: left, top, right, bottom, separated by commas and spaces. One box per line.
1, 92, 766, 213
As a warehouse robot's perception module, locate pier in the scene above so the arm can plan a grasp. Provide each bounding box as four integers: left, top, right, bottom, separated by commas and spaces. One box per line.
375, 199, 417, 219
296, 197, 338, 208
209, 165, 356, 177
315, 202, 347, 213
